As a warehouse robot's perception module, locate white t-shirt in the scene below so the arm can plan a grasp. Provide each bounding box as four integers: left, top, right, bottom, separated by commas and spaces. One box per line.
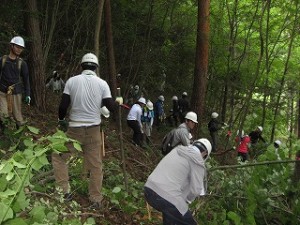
64, 70, 112, 127
127, 103, 143, 127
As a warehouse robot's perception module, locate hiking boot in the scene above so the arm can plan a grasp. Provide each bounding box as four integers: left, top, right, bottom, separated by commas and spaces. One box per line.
89, 201, 102, 210
64, 193, 73, 202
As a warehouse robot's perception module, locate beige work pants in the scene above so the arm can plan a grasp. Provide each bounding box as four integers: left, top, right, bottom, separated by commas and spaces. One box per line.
51, 125, 103, 203
0, 91, 25, 126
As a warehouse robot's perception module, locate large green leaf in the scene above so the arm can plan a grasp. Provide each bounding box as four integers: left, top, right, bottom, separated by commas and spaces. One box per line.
0, 202, 14, 223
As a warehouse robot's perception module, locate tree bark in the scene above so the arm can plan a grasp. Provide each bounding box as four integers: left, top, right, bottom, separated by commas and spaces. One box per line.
104, 0, 117, 98
94, 0, 105, 59
23, 0, 46, 111
191, 0, 210, 129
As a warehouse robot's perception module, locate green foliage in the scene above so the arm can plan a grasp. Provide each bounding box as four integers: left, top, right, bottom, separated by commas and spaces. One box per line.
0, 122, 83, 224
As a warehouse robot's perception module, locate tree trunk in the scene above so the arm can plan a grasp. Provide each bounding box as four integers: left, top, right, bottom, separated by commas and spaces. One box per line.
94, 0, 105, 59
191, 0, 210, 129
104, 0, 117, 98
23, 0, 46, 111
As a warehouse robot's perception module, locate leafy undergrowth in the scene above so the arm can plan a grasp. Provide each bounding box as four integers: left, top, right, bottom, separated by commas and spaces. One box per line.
1, 96, 300, 224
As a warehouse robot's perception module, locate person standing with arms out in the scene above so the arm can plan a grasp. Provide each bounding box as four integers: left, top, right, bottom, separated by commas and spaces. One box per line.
178, 91, 190, 123
0, 36, 31, 131
52, 53, 122, 209
141, 100, 154, 145
144, 138, 212, 225
207, 112, 227, 152
127, 97, 146, 147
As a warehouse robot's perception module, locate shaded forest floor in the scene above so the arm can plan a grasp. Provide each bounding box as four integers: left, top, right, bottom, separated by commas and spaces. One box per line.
4, 91, 238, 224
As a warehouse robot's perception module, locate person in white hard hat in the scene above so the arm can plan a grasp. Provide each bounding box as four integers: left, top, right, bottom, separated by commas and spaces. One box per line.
178, 92, 190, 123
0, 36, 31, 132
46, 71, 65, 93
207, 112, 227, 152
154, 95, 165, 130
52, 52, 122, 210
141, 100, 155, 145
165, 111, 198, 154
144, 138, 212, 224
171, 95, 180, 127
127, 97, 147, 147
248, 126, 266, 145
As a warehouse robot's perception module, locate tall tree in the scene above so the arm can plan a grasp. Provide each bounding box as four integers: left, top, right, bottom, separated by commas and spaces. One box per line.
24, 0, 46, 111
104, 0, 117, 97
191, 0, 210, 128
94, 0, 105, 59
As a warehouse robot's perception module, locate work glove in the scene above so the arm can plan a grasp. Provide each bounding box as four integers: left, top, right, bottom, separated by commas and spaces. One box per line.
58, 119, 68, 132
25, 96, 31, 105
115, 96, 123, 105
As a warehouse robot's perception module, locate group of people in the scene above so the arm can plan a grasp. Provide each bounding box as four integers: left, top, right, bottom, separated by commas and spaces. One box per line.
0, 35, 287, 224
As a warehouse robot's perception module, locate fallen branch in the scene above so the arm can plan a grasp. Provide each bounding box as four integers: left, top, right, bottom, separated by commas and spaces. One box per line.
210, 160, 298, 171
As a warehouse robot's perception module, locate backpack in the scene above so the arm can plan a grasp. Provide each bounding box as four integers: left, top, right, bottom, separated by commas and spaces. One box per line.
161, 128, 177, 156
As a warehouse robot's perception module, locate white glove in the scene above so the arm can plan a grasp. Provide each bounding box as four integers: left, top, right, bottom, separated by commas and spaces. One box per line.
115, 96, 123, 105
223, 123, 228, 126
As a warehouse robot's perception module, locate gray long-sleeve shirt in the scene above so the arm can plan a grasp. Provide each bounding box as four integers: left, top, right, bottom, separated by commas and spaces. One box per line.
145, 145, 207, 215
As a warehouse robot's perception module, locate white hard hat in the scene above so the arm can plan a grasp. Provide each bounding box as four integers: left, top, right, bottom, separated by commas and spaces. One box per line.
81, 53, 99, 67
193, 138, 212, 159
257, 126, 263, 132
146, 100, 154, 110
100, 106, 110, 118
274, 140, 281, 146
185, 111, 198, 123
172, 96, 178, 101
158, 95, 165, 101
138, 97, 146, 105
10, 36, 25, 48
182, 92, 188, 96
134, 85, 139, 90
211, 112, 219, 118
237, 130, 244, 137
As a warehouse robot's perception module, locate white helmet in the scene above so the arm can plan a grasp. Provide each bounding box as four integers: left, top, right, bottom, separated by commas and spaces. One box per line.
172, 96, 178, 101
182, 92, 188, 96
274, 140, 281, 146
100, 106, 110, 118
134, 85, 139, 90
211, 112, 219, 118
237, 130, 244, 137
185, 111, 198, 123
158, 95, 165, 101
146, 100, 154, 110
193, 138, 212, 159
81, 53, 99, 67
10, 36, 25, 48
138, 97, 146, 104
257, 126, 263, 132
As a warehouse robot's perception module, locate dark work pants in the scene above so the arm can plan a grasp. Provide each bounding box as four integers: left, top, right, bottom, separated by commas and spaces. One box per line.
210, 131, 218, 152
144, 187, 197, 225
127, 120, 143, 146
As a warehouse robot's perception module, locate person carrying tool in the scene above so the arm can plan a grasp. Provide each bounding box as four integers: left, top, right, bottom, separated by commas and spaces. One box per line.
0, 36, 31, 132
144, 138, 212, 224
51, 53, 122, 209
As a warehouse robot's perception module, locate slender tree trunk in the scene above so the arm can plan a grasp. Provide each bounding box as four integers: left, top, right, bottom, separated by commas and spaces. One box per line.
191, 0, 210, 129
23, 0, 46, 111
270, 1, 299, 142
104, 0, 117, 97
94, 0, 105, 59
